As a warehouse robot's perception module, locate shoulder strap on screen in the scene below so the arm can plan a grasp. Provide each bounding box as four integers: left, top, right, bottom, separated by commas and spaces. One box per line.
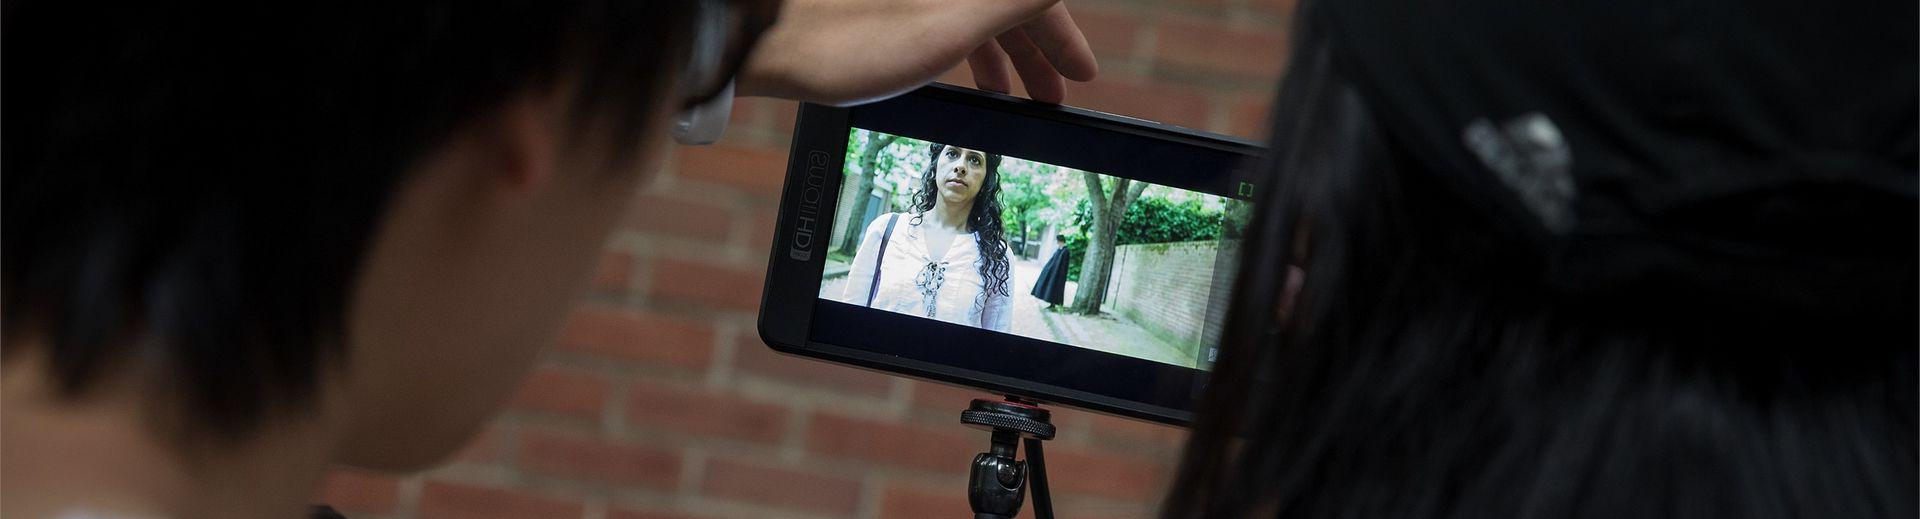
866, 213, 900, 307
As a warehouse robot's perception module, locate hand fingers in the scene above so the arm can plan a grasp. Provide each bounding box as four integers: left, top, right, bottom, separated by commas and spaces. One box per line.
967, 40, 1015, 94
1019, 3, 1099, 82
970, 0, 1067, 41
995, 27, 1067, 104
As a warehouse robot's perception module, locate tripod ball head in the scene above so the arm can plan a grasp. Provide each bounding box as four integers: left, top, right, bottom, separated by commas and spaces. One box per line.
962, 398, 1058, 519
960, 399, 1055, 440
969, 450, 1026, 518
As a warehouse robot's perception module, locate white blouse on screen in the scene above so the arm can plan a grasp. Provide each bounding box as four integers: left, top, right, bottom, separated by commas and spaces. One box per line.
840, 212, 1012, 332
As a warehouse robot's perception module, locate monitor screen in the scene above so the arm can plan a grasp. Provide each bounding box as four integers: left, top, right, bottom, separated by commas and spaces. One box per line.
814, 127, 1249, 372
761, 84, 1263, 421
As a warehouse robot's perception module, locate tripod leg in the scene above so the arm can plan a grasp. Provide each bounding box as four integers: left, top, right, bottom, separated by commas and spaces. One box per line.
1023, 438, 1054, 519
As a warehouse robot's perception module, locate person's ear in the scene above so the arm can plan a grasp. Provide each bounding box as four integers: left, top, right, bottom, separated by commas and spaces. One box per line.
477, 91, 562, 198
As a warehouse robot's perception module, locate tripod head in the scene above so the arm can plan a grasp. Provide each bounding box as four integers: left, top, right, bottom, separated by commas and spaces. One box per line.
960, 398, 1056, 519
961, 398, 1055, 439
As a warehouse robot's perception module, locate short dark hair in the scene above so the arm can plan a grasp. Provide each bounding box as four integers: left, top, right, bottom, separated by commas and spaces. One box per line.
2, 1, 694, 439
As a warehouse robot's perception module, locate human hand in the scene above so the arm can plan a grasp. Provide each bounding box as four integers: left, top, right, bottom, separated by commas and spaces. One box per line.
736, 0, 1098, 105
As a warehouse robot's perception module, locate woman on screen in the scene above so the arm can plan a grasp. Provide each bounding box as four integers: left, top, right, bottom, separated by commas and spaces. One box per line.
842, 143, 1013, 332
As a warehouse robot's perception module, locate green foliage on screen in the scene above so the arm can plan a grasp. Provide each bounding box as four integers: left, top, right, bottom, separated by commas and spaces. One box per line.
996, 159, 1060, 258
1061, 195, 1227, 282
1117, 196, 1224, 245
845, 129, 1240, 286
845, 129, 932, 215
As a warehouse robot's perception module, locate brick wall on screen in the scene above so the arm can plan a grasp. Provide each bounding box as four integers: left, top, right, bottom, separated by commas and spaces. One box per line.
1108, 241, 1236, 351
318, 1, 1291, 517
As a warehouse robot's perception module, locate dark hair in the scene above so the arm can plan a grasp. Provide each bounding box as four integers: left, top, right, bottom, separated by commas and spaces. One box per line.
911, 143, 1012, 302
1, 1, 695, 440
1163, 6, 1916, 518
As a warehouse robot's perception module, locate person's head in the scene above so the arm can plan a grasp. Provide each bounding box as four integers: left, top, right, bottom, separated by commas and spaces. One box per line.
1165, 0, 1916, 517
911, 143, 1010, 294
930, 144, 995, 208
1055, 234, 1069, 245
1, 0, 772, 471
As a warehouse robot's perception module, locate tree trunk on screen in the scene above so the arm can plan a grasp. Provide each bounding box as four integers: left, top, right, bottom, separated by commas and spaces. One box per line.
1017, 219, 1030, 258
1069, 172, 1147, 314
837, 134, 898, 255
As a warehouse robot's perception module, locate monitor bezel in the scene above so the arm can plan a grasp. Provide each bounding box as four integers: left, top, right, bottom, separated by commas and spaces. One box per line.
758, 83, 1262, 426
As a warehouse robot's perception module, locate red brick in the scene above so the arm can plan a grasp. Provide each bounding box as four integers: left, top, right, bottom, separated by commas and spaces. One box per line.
515, 430, 681, 490
1251, 0, 1302, 18
1153, 18, 1289, 79
763, 100, 800, 135
1038, 445, 1170, 501
508, 366, 611, 421
316, 469, 401, 516
746, 208, 779, 250
1227, 94, 1275, 141
625, 381, 789, 444
1069, 78, 1212, 130
453, 427, 502, 463
626, 193, 734, 242
727, 96, 757, 127
1078, 411, 1189, 449
418, 481, 584, 519
909, 381, 996, 411
673, 145, 788, 197
1166, 0, 1233, 9
1056, 503, 1159, 519
732, 336, 896, 397
699, 458, 863, 515
553, 306, 715, 369
806, 413, 980, 473
648, 258, 765, 312
594, 251, 635, 291
879, 482, 971, 519
608, 508, 710, 519
1073, 7, 1144, 62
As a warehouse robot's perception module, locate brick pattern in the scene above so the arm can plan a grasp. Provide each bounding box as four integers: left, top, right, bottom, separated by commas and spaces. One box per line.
1107, 241, 1238, 359
317, 1, 1288, 517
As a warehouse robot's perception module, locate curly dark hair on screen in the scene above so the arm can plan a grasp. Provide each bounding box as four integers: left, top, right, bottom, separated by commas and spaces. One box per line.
910, 143, 1011, 301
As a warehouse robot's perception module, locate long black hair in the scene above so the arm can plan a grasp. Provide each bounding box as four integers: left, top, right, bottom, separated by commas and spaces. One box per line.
911, 143, 1012, 300
1163, 5, 1916, 518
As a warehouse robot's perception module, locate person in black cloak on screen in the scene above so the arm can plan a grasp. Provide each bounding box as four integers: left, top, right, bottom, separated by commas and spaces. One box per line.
1030, 234, 1071, 308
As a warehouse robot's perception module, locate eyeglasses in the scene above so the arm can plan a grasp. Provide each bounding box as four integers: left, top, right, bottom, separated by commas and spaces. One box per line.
680, 0, 781, 109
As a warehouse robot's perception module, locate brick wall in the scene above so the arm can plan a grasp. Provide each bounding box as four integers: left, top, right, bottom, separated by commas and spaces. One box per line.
319, 1, 1291, 517
1107, 240, 1237, 355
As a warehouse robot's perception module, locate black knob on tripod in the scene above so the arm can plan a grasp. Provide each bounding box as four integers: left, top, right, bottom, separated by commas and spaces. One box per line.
960, 399, 1055, 439
967, 443, 1025, 519
961, 398, 1056, 519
